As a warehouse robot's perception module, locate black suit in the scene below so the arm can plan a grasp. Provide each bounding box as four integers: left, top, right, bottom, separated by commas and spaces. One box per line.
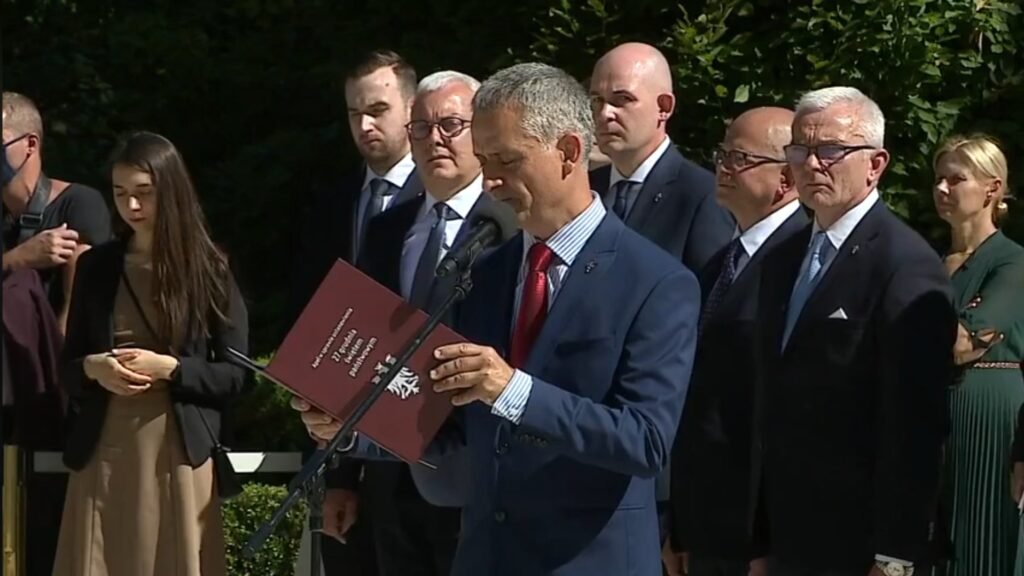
670, 207, 808, 574
288, 164, 422, 576
347, 188, 493, 576
60, 238, 249, 470
590, 144, 734, 276
755, 200, 955, 573
591, 144, 733, 522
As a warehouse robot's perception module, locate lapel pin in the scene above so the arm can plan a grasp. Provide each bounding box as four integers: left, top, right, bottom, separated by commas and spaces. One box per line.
653, 193, 663, 203
851, 245, 860, 255
585, 261, 598, 274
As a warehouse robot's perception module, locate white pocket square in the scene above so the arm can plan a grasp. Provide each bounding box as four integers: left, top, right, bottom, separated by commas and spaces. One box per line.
828, 307, 848, 320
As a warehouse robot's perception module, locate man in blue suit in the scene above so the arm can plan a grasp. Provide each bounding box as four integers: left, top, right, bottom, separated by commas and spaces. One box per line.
296, 61, 700, 576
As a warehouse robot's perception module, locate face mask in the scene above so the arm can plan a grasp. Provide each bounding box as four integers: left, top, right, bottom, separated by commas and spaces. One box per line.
2, 134, 30, 188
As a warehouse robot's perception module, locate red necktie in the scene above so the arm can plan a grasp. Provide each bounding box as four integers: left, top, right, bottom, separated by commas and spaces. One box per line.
510, 242, 555, 368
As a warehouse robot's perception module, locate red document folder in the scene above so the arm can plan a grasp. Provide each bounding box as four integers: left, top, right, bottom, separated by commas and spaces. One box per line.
264, 259, 461, 464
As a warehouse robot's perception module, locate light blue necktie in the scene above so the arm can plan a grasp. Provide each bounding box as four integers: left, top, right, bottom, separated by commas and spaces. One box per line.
782, 231, 834, 349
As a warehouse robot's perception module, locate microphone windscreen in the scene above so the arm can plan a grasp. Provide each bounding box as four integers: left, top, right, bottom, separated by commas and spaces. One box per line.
469, 199, 520, 242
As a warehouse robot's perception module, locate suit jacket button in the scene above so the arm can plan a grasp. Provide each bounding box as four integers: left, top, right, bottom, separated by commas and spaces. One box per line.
494, 510, 507, 523
496, 442, 509, 455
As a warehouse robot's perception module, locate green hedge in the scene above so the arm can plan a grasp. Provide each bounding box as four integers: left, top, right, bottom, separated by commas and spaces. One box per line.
223, 482, 308, 576
3, 0, 1022, 354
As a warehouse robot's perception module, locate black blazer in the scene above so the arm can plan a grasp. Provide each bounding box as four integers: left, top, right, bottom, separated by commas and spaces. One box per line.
327, 190, 493, 495
590, 145, 734, 276
670, 207, 808, 559
287, 165, 424, 329
60, 239, 249, 470
755, 201, 955, 570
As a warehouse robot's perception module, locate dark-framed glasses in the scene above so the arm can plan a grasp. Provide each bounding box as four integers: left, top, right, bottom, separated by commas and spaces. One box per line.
406, 117, 472, 140
783, 143, 875, 167
713, 147, 786, 171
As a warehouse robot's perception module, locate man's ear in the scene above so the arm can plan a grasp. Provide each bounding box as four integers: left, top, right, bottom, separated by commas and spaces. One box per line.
556, 133, 584, 178
656, 93, 676, 126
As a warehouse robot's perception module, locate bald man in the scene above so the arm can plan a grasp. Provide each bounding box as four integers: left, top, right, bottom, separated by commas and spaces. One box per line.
588, 40, 735, 543
664, 107, 808, 576
588, 42, 733, 275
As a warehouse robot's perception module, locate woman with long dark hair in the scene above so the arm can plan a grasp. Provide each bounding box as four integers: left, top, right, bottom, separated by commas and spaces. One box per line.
53, 132, 248, 575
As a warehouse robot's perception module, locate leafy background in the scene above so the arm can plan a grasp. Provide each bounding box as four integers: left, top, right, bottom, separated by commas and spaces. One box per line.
5, 0, 1023, 572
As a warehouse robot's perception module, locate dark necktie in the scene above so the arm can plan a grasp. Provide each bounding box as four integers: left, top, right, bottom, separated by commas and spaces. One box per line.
509, 242, 555, 368
410, 202, 458, 311
362, 178, 393, 236
611, 180, 638, 220
698, 237, 744, 337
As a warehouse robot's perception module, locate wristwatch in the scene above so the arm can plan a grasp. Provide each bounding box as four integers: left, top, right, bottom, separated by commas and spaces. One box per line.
876, 561, 914, 576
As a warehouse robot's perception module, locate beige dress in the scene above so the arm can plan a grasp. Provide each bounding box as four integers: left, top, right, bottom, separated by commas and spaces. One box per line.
53, 257, 226, 576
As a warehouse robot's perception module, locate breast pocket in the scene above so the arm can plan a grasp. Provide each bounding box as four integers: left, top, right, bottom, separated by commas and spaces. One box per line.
807, 318, 867, 367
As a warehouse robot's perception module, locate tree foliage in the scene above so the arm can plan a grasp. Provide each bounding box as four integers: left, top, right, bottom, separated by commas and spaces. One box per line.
4, 0, 1023, 356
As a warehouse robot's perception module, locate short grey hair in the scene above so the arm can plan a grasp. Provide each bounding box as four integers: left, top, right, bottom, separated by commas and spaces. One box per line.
417, 70, 480, 95
795, 86, 885, 148
473, 62, 594, 161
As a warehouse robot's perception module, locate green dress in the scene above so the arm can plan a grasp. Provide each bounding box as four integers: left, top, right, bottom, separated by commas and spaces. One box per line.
944, 231, 1024, 576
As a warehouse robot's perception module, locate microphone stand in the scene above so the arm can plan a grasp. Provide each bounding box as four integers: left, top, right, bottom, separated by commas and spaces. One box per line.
226, 264, 475, 572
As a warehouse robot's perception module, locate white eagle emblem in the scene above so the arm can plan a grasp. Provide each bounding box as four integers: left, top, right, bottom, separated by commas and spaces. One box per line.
372, 354, 421, 400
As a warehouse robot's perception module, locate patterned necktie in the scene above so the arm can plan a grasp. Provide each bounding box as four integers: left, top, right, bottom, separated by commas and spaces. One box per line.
698, 237, 744, 337
611, 180, 638, 220
782, 231, 834, 349
410, 202, 458, 311
510, 242, 556, 368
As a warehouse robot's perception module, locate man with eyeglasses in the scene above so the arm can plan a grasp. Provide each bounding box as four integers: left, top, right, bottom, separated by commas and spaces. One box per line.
754, 87, 954, 576
318, 70, 491, 576
2, 91, 111, 576
664, 106, 808, 576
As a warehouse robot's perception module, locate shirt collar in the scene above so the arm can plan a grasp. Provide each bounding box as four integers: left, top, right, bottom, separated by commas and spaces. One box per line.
812, 188, 880, 251
736, 200, 802, 258
609, 136, 672, 188
523, 192, 606, 267
363, 152, 416, 191
422, 174, 484, 220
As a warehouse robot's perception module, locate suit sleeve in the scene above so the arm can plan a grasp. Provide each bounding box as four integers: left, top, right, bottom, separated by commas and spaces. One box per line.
515, 268, 699, 478
873, 256, 956, 561
682, 192, 734, 274
59, 248, 103, 399
169, 274, 249, 401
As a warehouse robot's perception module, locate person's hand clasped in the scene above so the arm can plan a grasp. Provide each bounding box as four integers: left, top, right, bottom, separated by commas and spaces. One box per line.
290, 396, 342, 445
17, 223, 79, 268
430, 343, 514, 406
953, 323, 1004, 365
83, 353, 152, 396
110, 348, 179, 380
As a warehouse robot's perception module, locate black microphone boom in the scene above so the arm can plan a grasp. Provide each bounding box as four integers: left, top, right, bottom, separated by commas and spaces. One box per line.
435, 200, 519, 277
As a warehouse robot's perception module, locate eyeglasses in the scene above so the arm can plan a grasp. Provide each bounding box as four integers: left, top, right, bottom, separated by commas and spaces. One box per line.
783, 143, 875, 167
2, 133, 30, 148
713, 148, 786, 171
405, 117, 472, 141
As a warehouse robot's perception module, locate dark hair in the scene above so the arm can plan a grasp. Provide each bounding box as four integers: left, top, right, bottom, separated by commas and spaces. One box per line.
109, 131, 231, 346
347, 49, 417, 100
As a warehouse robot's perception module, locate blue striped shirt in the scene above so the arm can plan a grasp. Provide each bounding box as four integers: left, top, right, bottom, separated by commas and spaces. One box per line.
491, 194, 607, 424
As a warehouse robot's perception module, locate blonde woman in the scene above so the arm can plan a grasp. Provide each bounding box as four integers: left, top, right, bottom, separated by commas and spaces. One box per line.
934, 134, 1024, 576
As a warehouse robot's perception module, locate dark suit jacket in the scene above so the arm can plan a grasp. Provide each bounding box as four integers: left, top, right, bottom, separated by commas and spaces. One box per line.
755, 201, 955, 570
60, 239, 250, 470
670, 207, 808, 559
396, 212, 700, 576
333, 190, 493, 504
287, 165, 424, 329
590, 145, 734, 276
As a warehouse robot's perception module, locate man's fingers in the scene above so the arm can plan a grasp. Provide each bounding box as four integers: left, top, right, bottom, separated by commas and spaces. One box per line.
113, 364, 152, 384
290, 396, 311, 411
433, 342, 484, 361
433, 372, 478, 394
430, 355, 486, 381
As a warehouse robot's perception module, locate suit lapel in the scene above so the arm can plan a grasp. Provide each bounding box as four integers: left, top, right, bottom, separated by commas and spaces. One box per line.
526, 215, 619, 373
429, 193, 493, 311
382, 197, 423, 294
784, 202, 885, 352
395, 170, 424, 205
626, 146, 681, 231
472, 235, 521, 359
346, 166, 367, 263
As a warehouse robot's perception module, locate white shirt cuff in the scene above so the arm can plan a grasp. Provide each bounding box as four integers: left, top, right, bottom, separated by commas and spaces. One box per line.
875, 554, 913, 566
490, 369, 533, 424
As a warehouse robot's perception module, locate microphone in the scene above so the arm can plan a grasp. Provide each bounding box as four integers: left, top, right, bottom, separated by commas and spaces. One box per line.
436, 200, 519, 277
